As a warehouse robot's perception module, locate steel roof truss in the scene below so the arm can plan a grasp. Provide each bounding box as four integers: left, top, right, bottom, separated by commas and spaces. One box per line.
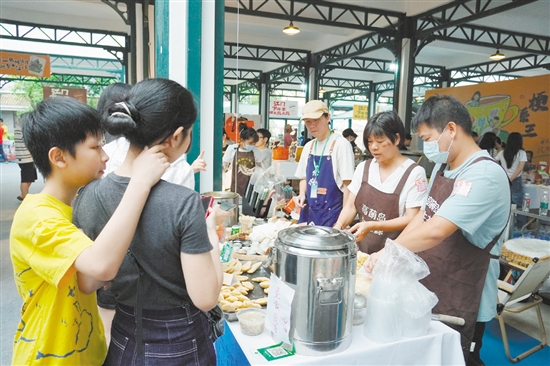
414, 0, 537, 38
224, 42, 309, 65
225, 0, 403, 35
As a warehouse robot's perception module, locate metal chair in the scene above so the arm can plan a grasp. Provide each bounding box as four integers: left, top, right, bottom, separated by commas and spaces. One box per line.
496, 255, 550, 363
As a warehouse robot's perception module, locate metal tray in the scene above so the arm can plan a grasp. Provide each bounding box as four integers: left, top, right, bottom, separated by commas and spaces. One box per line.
223, 264, 271, 322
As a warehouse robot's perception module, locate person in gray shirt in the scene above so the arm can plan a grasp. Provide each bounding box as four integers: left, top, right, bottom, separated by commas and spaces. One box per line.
73, 78, 223, 366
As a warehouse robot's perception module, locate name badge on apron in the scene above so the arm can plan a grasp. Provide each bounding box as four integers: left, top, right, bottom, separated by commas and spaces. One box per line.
311, 182, 318, 198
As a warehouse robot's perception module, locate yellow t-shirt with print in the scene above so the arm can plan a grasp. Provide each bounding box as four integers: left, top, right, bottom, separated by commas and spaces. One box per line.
10, 194, 107, 365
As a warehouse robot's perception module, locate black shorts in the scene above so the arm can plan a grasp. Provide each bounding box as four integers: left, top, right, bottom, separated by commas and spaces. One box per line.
19, 162, 37, 183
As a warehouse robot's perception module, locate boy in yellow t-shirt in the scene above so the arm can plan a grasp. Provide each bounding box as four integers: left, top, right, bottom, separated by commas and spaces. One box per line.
10, 97, 169, 365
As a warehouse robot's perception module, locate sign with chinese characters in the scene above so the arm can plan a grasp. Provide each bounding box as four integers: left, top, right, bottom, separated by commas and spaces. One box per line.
0, 51, 51, 78
269, 100, 298, 117
265, 273, 295, 345
425, 74, 550, 162
352, 104, 369, 120
43, 86, 87, 103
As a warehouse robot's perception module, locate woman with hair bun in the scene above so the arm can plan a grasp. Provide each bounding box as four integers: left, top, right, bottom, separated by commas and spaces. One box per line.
73, 78, 223, 365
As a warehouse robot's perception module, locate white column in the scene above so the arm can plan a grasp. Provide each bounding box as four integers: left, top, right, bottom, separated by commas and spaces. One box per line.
168, 0, 187, 87
397, 38, 413, 123
200, 0, 216, 193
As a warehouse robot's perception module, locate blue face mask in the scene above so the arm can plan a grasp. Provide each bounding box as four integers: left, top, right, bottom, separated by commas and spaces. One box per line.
423, 126, 453, 164
244, 144, 255, 152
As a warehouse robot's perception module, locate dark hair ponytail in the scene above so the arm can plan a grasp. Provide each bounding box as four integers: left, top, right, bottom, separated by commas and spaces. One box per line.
102, 78, 197, 149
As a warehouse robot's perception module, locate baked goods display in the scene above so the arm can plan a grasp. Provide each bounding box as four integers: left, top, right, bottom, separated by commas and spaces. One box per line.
219, 258, 271, 319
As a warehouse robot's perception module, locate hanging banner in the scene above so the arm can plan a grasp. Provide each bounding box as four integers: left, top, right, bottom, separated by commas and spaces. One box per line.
352, 104, 369, 120
425, 74, 550, 162
0, 51, 51, 78
269, 100, 298, 117
43, 86, 87, 103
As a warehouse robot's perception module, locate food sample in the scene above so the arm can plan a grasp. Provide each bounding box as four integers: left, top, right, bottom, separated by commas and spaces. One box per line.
236, 308, 266, 336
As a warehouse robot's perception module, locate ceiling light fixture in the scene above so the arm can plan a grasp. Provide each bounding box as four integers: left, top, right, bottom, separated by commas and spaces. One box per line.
319, 88, 326, 98
490, 49, 505, 61
283, 21, 300, 36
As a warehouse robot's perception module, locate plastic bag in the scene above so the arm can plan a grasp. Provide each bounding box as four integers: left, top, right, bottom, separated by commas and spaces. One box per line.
364, 239, 438, 342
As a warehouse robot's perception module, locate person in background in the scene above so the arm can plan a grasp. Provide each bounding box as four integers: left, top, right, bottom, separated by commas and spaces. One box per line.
367, 95, 510, 366
523, 150, 536, 172
101, 89, 207, 190
10, 97, 169, 365
342, 128, 363, 155
283, 124, 296, 148
97, 83, 133, 144
73, 78, 223, 365
256, 128, 272, 169
13, 117, 38, 201
298, 131, 306, 146
294, 100, 355, 226
472, 131, 480, 144
0, 118, 8, 163
335, 111, 427, 254
223, 126, 263, 196
478, 132, 499, 159
496, 132, 527, 221
222, 127, 234, 154
405, 133, 412, 148
399, 132, 413, 151
495, 135, 504, 154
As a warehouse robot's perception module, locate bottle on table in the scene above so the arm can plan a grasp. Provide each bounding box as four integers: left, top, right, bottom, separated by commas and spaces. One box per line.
540, 191, 548, 216
522, 193, 531, 212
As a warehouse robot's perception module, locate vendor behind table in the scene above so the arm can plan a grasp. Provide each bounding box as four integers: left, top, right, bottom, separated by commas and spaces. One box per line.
334, 111, 428, 254
293, 100, 355, 227
367, 95, 510, 366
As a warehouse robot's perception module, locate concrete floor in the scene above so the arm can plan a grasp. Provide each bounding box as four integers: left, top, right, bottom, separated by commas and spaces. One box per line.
1, 162, 549, 365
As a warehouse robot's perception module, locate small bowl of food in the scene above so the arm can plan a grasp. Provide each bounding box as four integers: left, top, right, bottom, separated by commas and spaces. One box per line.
236, 308, 266, 336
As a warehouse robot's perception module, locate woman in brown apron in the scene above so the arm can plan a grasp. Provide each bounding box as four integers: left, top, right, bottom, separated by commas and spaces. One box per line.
334, 111, 428, 254
222, 126, 259, 196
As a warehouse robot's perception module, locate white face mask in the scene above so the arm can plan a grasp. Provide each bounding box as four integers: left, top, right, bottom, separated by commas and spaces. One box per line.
423, 125, 454, 164
244, 144, 255, 152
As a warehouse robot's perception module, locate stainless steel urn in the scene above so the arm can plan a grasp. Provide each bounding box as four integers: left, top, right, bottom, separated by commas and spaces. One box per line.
270, 226, 356, 356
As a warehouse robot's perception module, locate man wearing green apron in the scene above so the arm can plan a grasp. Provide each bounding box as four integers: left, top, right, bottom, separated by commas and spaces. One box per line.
369, 95, 510, 366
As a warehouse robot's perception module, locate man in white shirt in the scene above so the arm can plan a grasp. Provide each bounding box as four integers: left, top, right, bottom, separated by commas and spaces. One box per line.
294, 100, 355, 226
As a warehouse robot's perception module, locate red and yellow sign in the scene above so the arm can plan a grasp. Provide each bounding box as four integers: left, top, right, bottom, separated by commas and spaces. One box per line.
0, 51, 51, 78
425, 75, 550, 162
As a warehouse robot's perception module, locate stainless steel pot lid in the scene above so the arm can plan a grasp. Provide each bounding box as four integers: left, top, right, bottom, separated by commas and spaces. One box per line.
276, 226, 355, 250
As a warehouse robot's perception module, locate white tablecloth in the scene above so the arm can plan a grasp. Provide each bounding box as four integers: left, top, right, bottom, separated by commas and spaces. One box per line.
524, 184, 548, 208
227, 319, 464, 365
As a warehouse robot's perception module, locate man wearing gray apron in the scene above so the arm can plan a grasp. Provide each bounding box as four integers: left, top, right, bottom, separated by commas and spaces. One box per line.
368, 95, 510, 366
354, 159, 418, 253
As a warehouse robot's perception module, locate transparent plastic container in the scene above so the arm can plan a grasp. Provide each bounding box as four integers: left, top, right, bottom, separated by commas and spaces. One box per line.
236, 308, 266, 336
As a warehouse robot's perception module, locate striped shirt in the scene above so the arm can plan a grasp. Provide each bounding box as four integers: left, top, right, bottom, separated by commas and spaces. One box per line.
14, 127, 33, 164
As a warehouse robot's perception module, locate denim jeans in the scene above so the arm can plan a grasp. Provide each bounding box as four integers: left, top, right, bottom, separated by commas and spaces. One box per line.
103, 303, 216, 366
